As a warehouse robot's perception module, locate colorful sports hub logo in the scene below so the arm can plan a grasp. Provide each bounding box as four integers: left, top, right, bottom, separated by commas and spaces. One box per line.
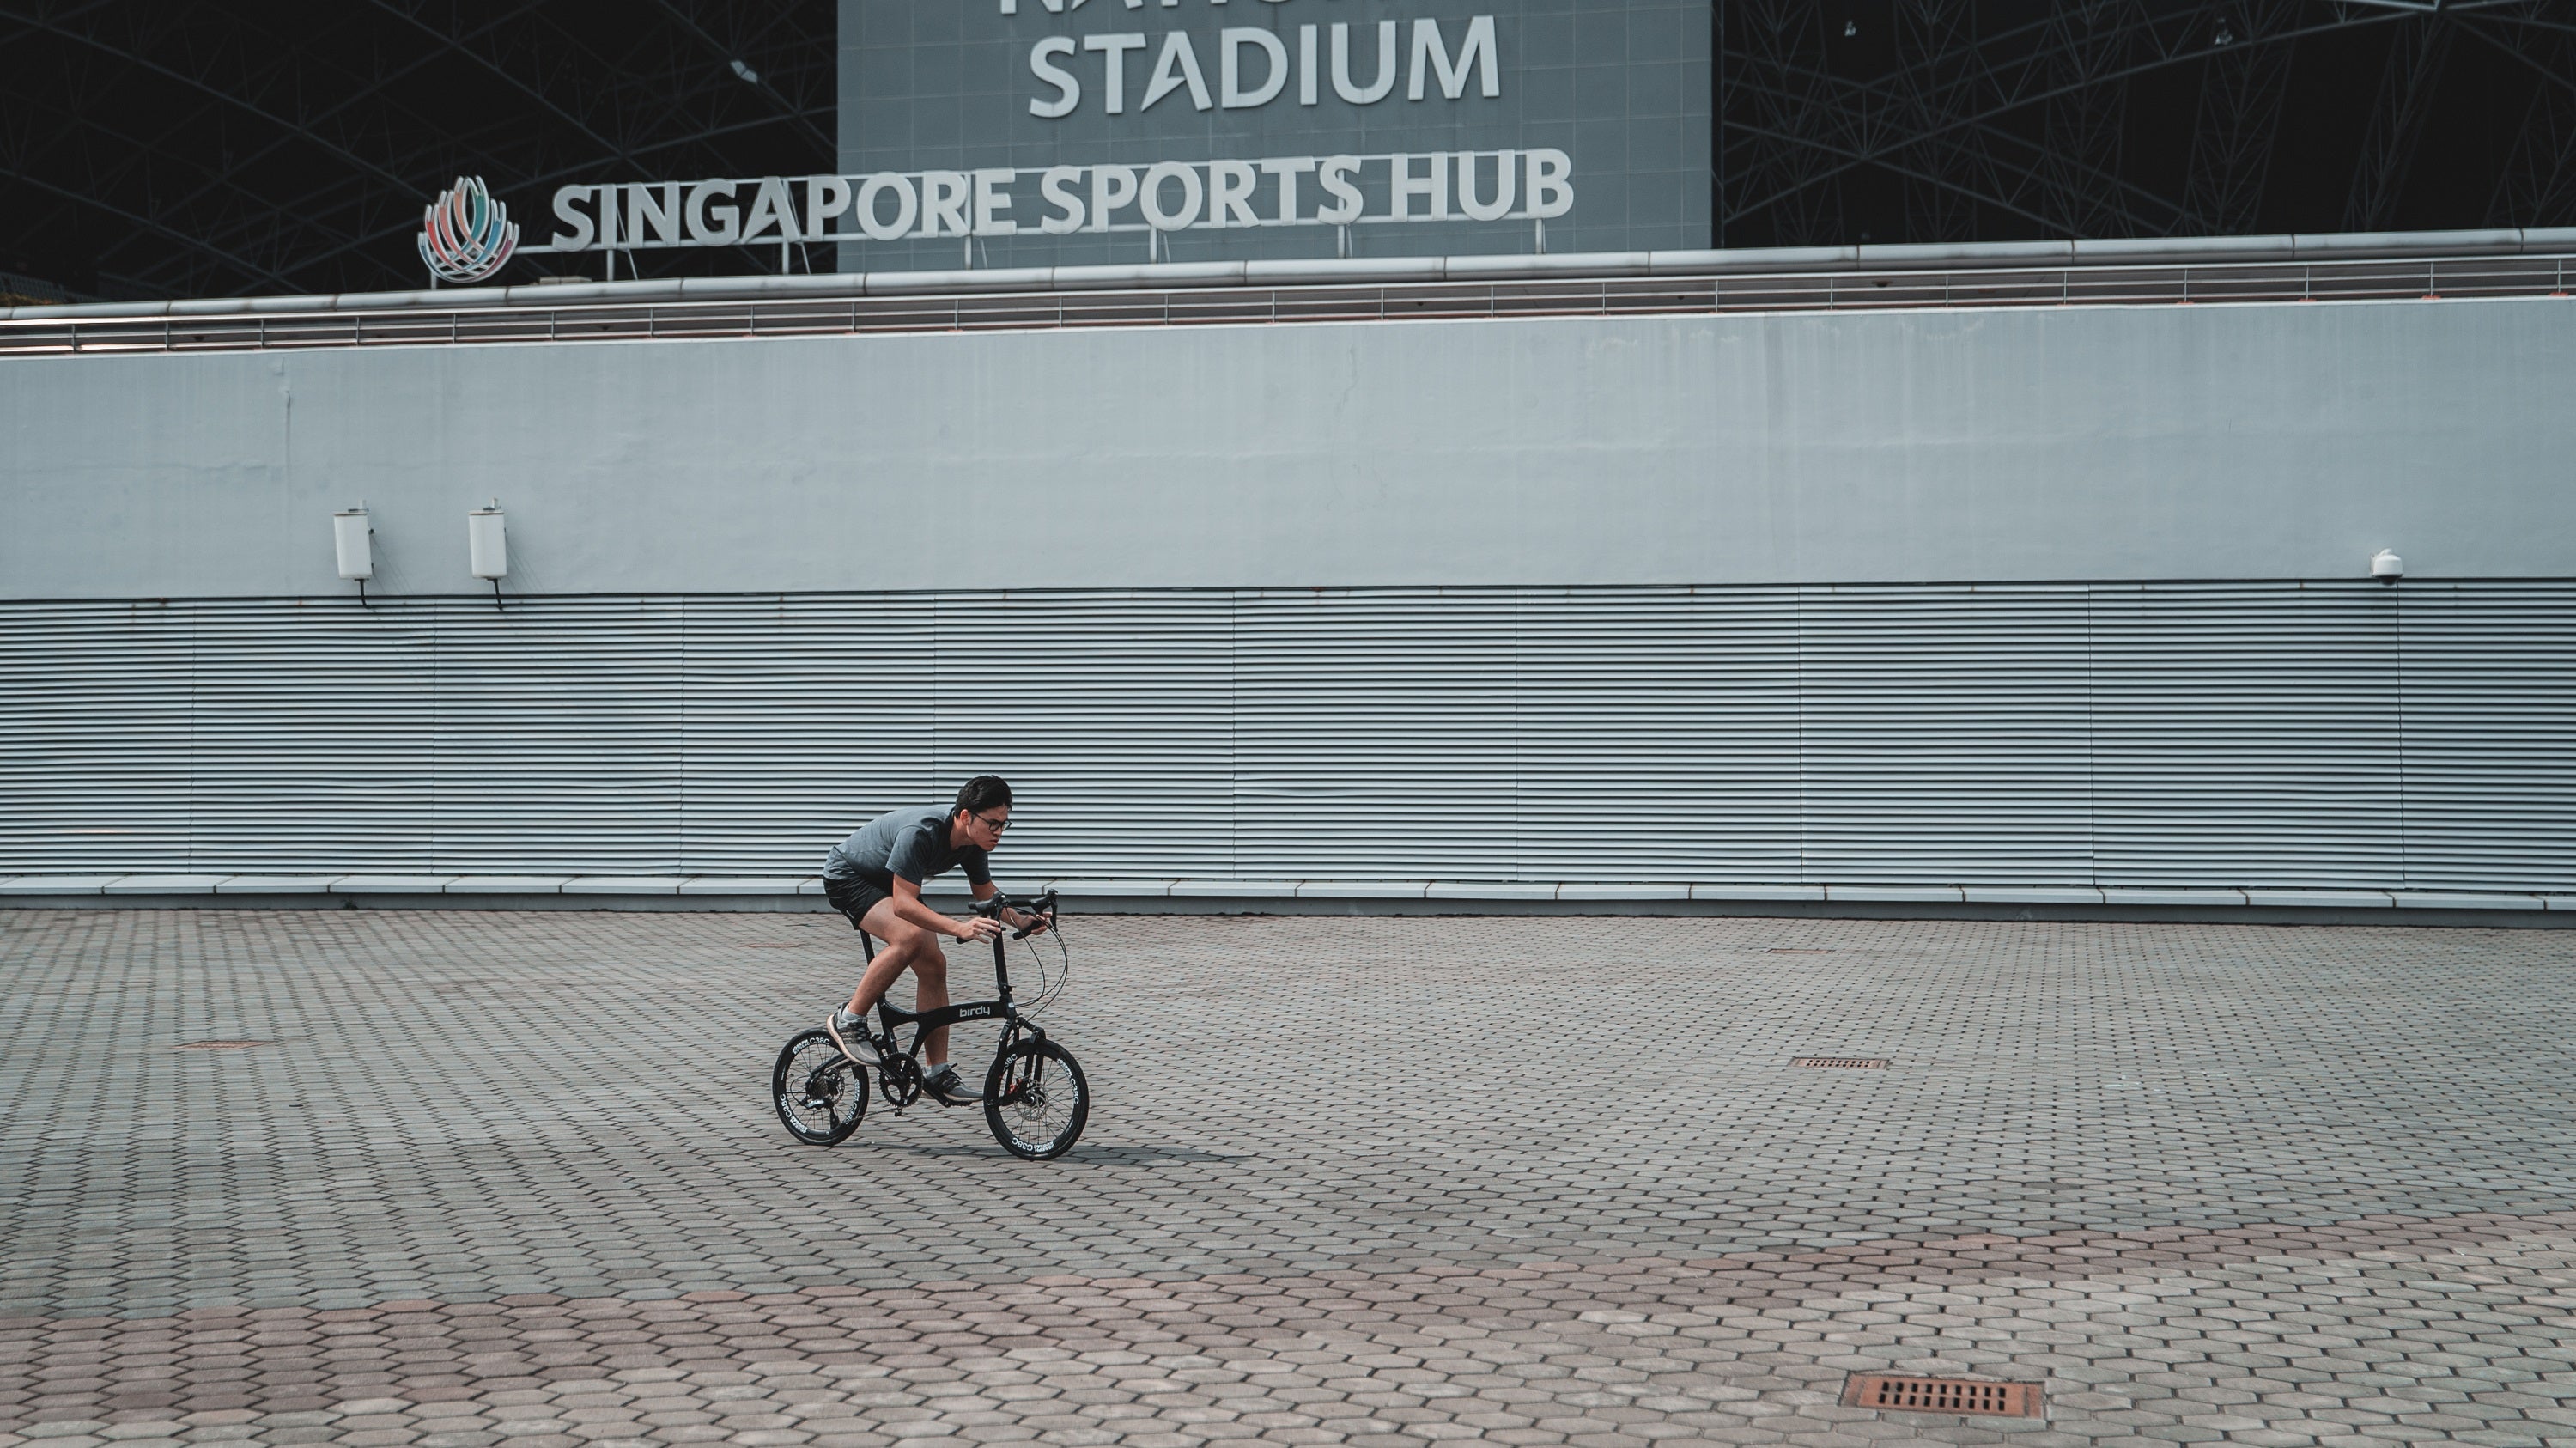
417, 176, 519, 285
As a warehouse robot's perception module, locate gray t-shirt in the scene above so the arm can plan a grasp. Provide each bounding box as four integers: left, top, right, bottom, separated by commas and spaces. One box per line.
823, 806, 993, 891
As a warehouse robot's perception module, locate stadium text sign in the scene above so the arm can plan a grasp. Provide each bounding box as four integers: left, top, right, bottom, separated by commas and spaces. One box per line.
469, 2, 1710, 277
1017, 13, 1504, 121
528, 147, 1572, 257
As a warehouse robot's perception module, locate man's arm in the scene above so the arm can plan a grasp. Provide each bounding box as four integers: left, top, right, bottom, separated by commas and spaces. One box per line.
890, 876, 1002, 942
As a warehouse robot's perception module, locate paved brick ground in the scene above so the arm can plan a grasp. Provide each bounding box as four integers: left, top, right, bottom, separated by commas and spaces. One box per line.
2, 909, 2573, 1446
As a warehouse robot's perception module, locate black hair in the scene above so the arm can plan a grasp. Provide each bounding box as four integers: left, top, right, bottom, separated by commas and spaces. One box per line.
953, 775, 1013, 818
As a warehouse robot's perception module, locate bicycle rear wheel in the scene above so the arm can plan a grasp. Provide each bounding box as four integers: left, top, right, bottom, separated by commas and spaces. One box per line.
983, 1037, 1089, 1159
774, 1030, 867, 1145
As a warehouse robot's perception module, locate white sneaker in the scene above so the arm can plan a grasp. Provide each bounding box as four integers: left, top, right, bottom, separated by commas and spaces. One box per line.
825, 1009, 881, 1068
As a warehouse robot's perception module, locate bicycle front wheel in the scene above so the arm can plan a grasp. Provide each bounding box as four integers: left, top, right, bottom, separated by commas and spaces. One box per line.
774, 1030, 867, 1146
983, 1038, 1089, 1159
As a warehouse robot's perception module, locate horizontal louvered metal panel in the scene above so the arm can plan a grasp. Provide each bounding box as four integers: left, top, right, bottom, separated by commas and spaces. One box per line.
1800, 586, 2095, 885
678, 594, 936, 874
0, 602, 193, 870
0, 583, 2567, 891
2397, 582, 2576, 891
1233, 590, 1520, 880
187, 601, 436, 872
2090, 583, 2405, 887
929, 591, 1234, 879
428, 598, 685, 873
1515, 588, 1800, 883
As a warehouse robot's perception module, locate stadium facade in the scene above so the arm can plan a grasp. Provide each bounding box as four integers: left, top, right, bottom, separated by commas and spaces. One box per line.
2, 2, 2572, 918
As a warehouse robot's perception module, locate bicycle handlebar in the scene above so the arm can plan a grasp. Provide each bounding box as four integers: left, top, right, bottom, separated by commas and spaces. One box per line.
971, 889, 1060, 938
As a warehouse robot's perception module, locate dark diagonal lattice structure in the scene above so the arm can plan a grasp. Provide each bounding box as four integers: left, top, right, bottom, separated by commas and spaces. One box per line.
2485, 12, 2576, 223
7, 2, 2576, 299
0, 1, 832, 300
1718, 0, 2576, 248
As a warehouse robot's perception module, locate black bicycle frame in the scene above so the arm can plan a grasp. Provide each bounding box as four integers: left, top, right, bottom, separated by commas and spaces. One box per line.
862, 891, 1057, 1074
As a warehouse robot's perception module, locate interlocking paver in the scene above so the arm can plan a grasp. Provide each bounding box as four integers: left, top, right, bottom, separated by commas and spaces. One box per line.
4, 910, 2576, 1444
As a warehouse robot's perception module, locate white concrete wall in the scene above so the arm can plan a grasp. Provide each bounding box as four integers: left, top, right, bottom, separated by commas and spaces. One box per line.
5, 295, 2573, 599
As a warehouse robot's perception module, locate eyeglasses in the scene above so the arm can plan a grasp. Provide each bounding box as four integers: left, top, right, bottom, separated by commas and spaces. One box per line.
972, 812, 1011, 835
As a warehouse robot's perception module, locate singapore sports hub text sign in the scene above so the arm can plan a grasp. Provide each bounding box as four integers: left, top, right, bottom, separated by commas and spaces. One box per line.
835, 0, 1710, 269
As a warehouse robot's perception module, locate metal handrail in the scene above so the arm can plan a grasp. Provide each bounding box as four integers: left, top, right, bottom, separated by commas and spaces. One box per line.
1, 252, 2567, 358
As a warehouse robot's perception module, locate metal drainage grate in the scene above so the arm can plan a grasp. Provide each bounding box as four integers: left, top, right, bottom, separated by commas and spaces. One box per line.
173, 1039, 269, 1051
1842, 1373, 2042, 1418
1792, 1056, 1889, 1068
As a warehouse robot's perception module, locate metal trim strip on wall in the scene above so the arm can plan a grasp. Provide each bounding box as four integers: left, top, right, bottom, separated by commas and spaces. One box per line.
7, 252, 2576, 360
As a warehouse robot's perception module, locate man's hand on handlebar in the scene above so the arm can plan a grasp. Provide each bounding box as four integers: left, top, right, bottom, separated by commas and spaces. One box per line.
953, 916, 1008, 943
969, 891, 1057, 939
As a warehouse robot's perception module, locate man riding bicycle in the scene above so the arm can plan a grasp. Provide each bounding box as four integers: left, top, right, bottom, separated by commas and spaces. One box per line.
822, 776, 1043, 1106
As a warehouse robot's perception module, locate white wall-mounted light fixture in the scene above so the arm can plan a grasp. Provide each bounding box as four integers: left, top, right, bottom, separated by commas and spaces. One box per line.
2370, 548, 2403, 582
468, 499, 507, 608
333, 506, 373, 605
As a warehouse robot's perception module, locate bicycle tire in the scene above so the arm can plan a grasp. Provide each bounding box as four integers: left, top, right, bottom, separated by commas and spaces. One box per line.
773, 1029, 867, 1146
982, 1037, 1089, 1159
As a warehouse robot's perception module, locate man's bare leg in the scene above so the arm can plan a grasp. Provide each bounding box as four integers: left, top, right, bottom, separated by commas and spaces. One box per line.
843, 902, 952, 1067
842, 946, 912, 1022
913, 954, 951, 1067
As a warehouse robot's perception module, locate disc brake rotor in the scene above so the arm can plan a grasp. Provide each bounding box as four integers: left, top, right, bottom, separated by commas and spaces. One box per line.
1004, 1059, 1048, 1110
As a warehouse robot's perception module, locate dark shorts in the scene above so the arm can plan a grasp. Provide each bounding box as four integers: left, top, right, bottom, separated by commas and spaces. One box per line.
823, 875, 892, 932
